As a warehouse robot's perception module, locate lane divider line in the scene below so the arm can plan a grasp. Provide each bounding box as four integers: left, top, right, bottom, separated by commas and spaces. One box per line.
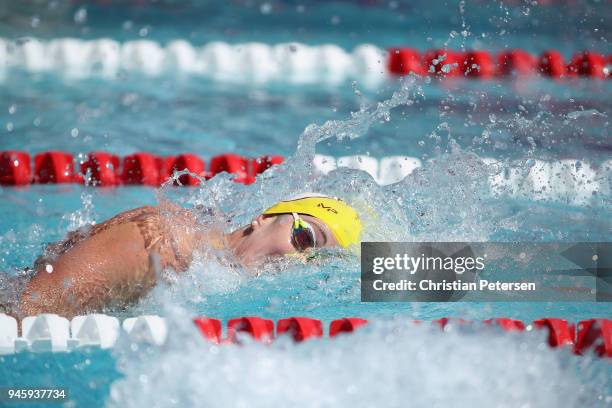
0, 38, 609, 81
0, 313, 609, 357
0, 151, 283, 186
1, 151, 609, 206
389, 48, 610, 79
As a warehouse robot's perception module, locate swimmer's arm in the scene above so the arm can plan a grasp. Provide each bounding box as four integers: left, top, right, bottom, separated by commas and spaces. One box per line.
18, 220, 156, 319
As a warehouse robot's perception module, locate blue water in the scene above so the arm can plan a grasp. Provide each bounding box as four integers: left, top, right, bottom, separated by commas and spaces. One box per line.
1, 0, 610, 53
1, 1, 611, 407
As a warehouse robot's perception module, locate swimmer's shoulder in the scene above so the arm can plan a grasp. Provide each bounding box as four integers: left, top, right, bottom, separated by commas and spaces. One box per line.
35, 205, 160, 264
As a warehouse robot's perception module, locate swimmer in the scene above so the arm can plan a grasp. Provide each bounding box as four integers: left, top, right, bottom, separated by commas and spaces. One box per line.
2, 194, 361, 319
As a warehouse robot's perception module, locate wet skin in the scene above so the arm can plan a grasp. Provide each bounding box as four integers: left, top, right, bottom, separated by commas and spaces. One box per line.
15, 206, 339, 319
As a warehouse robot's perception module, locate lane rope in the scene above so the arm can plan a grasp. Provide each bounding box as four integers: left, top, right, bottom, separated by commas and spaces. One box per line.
1, 313, 609, 357
0, 38, 609, 82
1, 151, 610, 206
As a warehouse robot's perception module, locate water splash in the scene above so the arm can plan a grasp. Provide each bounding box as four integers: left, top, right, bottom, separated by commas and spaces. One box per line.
60, 192, 97, 231
108, 317, 609, 408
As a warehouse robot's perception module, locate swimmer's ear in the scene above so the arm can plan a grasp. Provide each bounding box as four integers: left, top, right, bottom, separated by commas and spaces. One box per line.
251, 214, 266, 228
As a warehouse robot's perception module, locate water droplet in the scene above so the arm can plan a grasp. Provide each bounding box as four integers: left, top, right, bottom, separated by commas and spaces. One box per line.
441, 63, 457, 74
74, 7, 87, 24
260, 2, 272, 14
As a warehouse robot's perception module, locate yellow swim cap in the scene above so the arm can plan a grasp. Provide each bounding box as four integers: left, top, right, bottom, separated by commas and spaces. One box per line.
263, 193, 362, 248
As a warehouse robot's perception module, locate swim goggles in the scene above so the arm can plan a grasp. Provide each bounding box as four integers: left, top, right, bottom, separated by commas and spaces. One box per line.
290, 212, 317, 252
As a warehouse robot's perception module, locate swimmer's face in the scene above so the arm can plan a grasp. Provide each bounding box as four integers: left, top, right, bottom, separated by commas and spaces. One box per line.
228, 213, 339, 266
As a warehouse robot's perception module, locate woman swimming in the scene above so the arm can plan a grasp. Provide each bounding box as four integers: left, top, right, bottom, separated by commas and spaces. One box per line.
4, 194, 361, 319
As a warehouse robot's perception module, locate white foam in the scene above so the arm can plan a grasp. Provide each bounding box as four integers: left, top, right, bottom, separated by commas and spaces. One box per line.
107, 318, 602, 408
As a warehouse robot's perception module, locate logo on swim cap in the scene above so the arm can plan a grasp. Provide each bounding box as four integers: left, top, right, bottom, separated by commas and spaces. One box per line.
317, 202, 338, 214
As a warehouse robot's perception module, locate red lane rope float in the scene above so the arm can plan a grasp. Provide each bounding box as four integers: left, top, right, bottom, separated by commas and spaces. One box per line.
568, 52, 608, 79
433, 317, 467, 328
423, 49, 465, 77
575, 319, 612, 357
387, 48, 610, 79
329, 317, 369, 337
189, 316, 610, 357
497, 50, 536, 77
122, 152, 162, 186
34, 151, 75, 184
0, 151, 285, 187
165, 154, 205, 186
226, 316, 275, 344
0, 151, 31, 185
193, 317, 222, 344
277, 317, 323, 342
208, 153, 252, 184
463, 51, 496, 78
80, 152, 121, 186
483, 318, 526, 332
539, 50, 567, 79
533, 318, 575, 347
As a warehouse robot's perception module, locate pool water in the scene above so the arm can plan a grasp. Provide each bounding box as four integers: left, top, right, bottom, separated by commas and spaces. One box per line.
1, 1, 611, 407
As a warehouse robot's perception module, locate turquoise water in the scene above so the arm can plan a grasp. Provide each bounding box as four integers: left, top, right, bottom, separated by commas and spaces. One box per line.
1, 1, 611, 407
1, 0, 609, 52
